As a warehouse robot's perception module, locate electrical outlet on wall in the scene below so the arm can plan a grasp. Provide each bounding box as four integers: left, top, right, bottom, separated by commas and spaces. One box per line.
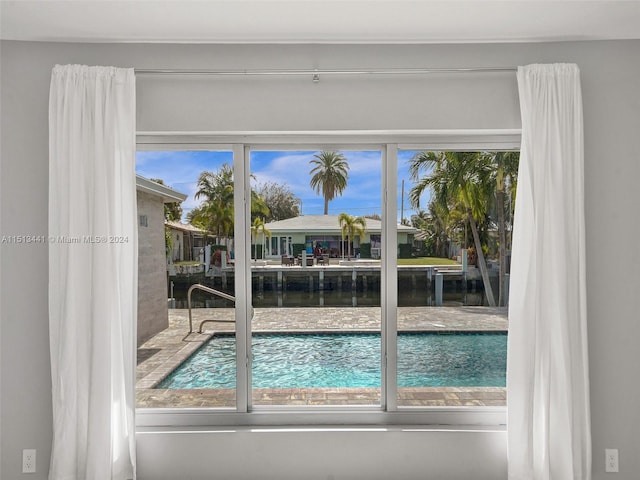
22, 449, 36, 473
605, 448, 619, 473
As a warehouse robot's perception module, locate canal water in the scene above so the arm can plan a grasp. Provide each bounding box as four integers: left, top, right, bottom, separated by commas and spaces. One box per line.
170, 269, 493, 308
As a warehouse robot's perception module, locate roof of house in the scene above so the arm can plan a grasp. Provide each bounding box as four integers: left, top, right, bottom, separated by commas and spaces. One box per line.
264, 215, 417, 234
135, 175, 188, 203
165, 220, 207, 234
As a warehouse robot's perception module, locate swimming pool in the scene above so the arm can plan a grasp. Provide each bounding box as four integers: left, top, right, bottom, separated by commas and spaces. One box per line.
157, 332, 507, 389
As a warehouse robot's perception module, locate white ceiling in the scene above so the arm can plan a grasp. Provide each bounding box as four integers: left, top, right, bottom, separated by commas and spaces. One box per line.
2, 0, 640, 44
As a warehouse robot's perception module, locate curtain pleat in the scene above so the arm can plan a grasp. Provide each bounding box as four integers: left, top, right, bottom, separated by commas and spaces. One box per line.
49, 65, 137, 480
508, 63, 591, 480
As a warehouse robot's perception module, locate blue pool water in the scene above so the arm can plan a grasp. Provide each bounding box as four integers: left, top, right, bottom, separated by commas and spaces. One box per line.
157, 333, 507, 389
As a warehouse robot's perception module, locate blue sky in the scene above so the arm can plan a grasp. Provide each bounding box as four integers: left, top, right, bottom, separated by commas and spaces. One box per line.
135, 150, 427, 222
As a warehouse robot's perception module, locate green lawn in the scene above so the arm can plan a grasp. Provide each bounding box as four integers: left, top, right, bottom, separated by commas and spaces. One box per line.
397, 257, 458, 266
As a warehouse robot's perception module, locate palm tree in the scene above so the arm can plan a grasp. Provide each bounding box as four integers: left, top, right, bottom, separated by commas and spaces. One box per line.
250, 189, 270, 222
188, 199, 233, 244
193, 164, 271, 246
409, 151, 497, 307
338, 213, 366, 259
490, 151, 520, 306
309, 151, 349, 215
193, 165, 235, 243
251, 217, 271, 260
195, 164, 234, 206
412, 201, 457, 258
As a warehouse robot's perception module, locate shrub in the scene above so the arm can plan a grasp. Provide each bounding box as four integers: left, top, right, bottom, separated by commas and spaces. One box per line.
398, 243, 412, 259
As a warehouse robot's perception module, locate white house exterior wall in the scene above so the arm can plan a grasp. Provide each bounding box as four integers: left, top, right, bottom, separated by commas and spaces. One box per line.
136, 190, 169, 345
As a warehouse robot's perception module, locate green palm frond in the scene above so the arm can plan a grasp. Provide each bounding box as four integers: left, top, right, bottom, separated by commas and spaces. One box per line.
338, 213, 366, 258
309, 151, 350, 215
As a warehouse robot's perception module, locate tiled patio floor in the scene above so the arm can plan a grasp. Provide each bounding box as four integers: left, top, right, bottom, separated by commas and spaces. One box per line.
137, 306, 508, 408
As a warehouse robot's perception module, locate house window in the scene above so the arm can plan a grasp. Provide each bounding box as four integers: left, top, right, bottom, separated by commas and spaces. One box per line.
267, 236, 293, 257
135, 132, 519, 426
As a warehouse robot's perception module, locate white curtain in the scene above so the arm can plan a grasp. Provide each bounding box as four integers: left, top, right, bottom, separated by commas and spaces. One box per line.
49, 65, 137, 480
508, 63, 591, 479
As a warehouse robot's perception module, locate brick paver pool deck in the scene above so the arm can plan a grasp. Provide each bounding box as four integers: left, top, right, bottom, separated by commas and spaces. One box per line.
136, 306, 508, 408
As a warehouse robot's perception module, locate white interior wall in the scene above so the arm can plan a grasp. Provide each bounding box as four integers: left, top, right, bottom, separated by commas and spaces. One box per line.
1, 40, 639, 479
136, 427, 507, 480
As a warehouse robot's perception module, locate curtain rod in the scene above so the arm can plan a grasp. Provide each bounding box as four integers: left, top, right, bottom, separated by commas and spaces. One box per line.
134, 66, 517, 82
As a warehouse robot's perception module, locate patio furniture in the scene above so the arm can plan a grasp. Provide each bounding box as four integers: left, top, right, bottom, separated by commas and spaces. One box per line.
281, 255, 295, 266
297, 254, 314, 266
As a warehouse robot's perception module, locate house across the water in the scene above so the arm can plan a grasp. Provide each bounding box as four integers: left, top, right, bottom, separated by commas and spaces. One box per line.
261, 214, 418, 259
165, 220, 208, 263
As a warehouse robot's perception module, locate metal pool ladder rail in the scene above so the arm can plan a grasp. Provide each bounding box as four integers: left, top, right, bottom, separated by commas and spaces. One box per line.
187, 284, 236, 334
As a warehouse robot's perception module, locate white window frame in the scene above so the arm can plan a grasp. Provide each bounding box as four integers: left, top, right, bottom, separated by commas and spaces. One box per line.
136, 129, 520, 428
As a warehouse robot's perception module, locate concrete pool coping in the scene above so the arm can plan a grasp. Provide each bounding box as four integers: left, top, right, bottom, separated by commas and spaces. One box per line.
136, 306, 508, 408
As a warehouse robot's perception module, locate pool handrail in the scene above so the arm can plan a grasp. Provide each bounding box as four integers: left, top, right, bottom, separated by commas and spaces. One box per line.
187, 283, 236, 333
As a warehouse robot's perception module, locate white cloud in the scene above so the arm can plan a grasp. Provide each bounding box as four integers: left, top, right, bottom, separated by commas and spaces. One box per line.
137, 149, 425, 220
